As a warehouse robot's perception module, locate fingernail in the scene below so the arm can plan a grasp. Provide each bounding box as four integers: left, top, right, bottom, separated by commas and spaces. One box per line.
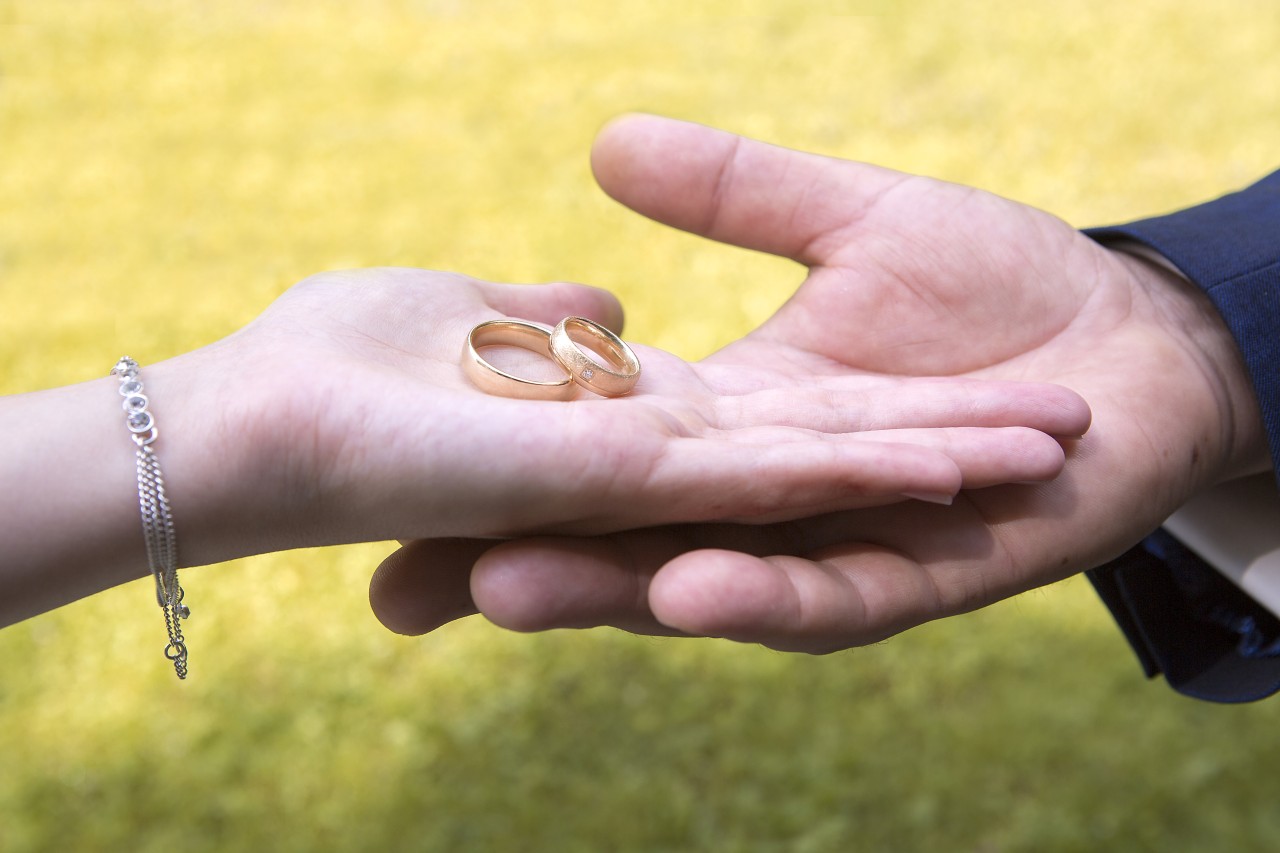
902, 491, 955, 506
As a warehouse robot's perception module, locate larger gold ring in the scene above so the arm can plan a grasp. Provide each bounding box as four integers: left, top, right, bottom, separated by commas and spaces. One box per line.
549, 316, 641, 397
462, 319, 577, 401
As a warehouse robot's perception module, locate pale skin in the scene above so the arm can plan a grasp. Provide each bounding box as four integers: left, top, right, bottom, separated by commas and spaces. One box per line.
0, 267, 1088, 626
370, 114, 1269, 651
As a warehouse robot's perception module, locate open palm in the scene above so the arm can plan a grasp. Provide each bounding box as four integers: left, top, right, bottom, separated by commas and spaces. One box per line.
370, 116, 1265, 650
192, 261, 1085, 563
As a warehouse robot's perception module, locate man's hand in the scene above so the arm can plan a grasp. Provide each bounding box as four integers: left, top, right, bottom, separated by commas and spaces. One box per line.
370, 115, 1266, 651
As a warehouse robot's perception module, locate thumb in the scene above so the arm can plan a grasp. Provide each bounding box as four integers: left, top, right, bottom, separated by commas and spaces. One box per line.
590, 113, 907, 266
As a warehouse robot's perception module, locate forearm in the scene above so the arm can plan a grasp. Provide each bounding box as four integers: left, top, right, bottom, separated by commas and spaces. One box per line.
0, 353, 271, 625
1, 377, 154, 624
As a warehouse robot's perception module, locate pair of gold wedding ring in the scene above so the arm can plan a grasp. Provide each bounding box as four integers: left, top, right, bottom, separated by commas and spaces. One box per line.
462, 317, 641, 400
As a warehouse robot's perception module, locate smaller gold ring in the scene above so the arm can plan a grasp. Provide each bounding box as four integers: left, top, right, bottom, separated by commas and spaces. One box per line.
549, 317, 641, 397
463, 319, 577, 401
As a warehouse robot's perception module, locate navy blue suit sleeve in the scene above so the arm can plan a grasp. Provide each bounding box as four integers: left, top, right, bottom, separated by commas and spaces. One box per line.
1082, 170, 1280, 703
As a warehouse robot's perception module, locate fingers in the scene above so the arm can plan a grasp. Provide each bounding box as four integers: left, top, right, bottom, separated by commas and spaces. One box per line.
645, 498, 1009, 650
472, 280, 626, 333
591, 113, 907, 265
369, 538, 483, 635
470, 524, 799, 636
465, 516, 974, 653
369, 533, 691, 639
625, 433, 965, 526
647, 549, 920, 652
710, 377, 1092, 438
850, 426, 1070, 489
628, 414, 1070, 528
471, 535, 689, 636
371, 492, 1049, 654
371, 526, 794, 642
651, 423, 1074, 525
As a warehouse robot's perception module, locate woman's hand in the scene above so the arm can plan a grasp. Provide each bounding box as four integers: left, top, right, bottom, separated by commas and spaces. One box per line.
196, 267, 1086, 552
1, 263, 1085, 624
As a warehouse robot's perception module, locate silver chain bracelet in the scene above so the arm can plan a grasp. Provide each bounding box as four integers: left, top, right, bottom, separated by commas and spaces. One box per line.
111, 357, 190, 679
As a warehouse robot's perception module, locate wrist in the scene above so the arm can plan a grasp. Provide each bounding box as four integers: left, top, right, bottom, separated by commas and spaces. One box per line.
141, 345, 319, 568
1112, 247, 1269, 486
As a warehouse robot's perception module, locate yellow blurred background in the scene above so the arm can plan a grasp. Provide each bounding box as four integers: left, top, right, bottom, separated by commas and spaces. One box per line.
2, 2, 1278, 850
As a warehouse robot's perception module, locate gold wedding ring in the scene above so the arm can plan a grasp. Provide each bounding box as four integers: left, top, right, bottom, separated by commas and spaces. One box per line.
462, 319, 577, 401
549, 316, 641, 397
463, 316, 641, 399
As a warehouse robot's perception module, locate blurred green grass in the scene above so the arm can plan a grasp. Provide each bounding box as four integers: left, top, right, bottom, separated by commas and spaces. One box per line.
2, 2, 1279, 850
